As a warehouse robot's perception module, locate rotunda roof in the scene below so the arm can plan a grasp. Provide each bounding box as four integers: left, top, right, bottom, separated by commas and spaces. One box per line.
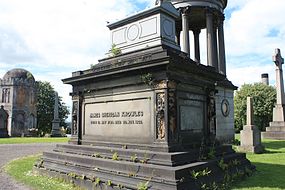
163, 0, 228, 10
3, 68, 35, 82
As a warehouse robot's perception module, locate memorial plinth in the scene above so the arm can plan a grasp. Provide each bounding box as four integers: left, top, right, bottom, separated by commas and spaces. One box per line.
51, 92, 63, 137
36, 2, 254, 189
37, 45, 253, 189
262, 48, 285, 139
239, 97, 263, 153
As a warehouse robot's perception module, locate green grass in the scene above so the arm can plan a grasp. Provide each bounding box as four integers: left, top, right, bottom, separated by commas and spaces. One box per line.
231, 137, 285, 190
4, 155, 81, 190
4, 136, 285, 190
0, 137, 69, 144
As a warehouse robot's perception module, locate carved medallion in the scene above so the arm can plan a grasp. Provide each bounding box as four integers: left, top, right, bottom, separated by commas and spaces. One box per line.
221, 99, 230, 117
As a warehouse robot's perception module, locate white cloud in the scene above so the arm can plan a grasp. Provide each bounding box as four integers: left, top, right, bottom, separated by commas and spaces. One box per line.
1, 0, 285, 120
225, 0, 285, 88
0, 0, 142, 119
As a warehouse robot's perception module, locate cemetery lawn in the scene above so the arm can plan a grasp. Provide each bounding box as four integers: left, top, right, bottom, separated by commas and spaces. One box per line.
4, 155, 82, 190
4, 137, 285, 190
0, 137, 69, 144
231, 137, 285, 190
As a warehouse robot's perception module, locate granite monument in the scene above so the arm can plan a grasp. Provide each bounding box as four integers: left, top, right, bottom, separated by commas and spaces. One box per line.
239, 97, 263, 153
0, 68, 37, 137
37, 1, 253, 189
51, 92, 63, 137
262, 48, 285, 139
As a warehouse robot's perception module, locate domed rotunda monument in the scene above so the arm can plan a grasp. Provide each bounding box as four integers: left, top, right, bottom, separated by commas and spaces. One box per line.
0, 68, 37, 136
156, 0, 227, 73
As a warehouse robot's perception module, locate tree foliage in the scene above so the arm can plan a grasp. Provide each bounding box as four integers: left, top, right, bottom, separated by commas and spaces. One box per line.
36, 81, 70, 136
234, 83, 276, 132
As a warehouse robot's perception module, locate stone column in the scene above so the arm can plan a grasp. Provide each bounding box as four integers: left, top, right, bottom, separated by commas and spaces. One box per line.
239, 97, 263, 153
206, 9, 217, 69
181, 7, 190, 56
273, 48, 285, 121
246, 97, 254, 125
218, 15, 226, 75
261, 73, 269, 85
51, 92, 62, 137
213, 26, 219, 71
193, 29, 201, 63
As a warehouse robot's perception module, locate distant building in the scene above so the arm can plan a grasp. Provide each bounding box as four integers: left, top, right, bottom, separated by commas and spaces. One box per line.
0, 68, 37, 136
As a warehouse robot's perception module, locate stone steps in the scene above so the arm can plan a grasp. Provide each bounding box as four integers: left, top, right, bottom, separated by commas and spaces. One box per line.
262, 131, 285, 140
53, 144, 235, 167
265, 126, 285, 132
36, 144, 253, 190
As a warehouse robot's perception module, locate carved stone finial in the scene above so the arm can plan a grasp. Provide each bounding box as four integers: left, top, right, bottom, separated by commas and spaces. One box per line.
273, 48, 284, 68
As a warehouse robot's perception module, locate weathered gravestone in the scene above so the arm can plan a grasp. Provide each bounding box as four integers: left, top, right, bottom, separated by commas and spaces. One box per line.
51, 92, 62, 137
0, 106, 9, 138
262, 48, 285, 139
239, 97, 263, 153
36, 1, 254, 189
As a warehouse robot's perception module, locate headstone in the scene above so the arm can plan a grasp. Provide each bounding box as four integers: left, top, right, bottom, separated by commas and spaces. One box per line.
0, 106, 9, 138
262, 48, 285, 139
239, 97, 263, 153
50, 92, 62, 137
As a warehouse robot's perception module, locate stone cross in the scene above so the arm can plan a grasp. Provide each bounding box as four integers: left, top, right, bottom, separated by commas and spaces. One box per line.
273, 48, 285, 106
246, 97, 254, 126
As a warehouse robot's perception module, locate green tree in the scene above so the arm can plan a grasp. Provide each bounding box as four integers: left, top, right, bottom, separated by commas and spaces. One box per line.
234, 83, 276, 132
36, 81, 70, 136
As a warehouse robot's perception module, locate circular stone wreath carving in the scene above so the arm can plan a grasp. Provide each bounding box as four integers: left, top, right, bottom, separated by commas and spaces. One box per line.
221, 99, 230, 117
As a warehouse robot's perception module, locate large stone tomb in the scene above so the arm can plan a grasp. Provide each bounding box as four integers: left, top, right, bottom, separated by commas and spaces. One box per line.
36, 2, 254, 190
37, 45, 253, 189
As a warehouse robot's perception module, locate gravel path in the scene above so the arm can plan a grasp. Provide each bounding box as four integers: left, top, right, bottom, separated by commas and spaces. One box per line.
0, 143, 59, 190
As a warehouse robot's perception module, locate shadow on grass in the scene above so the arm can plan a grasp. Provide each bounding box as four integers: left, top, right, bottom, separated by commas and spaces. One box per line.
232, 162, 285, 189
262, 141, 283, 154
262, 140, 285, 151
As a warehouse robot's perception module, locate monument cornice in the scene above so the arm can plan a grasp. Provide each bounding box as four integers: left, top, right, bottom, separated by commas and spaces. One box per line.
62, 45, 233, 90
107, 2, 180, 30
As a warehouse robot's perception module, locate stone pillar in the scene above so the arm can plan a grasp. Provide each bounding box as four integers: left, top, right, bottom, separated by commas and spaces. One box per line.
193, 29, 201, 63
213, 26, 219, 71
246, 97, 254, 125
51, 92, 62, 137
181, 7, 190, 56
206, 9, 217, 69
218, 15, 226, 75
239, 97, 263, 153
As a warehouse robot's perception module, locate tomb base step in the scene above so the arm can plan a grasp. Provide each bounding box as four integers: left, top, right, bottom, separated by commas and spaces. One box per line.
52, 143, 234, 167
36, 144, 254, 190
266, 125, 285, 132
262, 131, 285, 140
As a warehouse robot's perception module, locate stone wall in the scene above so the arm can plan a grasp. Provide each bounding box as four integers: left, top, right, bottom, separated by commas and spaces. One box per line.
215, 86, 235, 143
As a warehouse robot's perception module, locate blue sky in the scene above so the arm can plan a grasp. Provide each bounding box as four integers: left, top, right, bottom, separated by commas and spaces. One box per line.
0, 0, 285, 118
